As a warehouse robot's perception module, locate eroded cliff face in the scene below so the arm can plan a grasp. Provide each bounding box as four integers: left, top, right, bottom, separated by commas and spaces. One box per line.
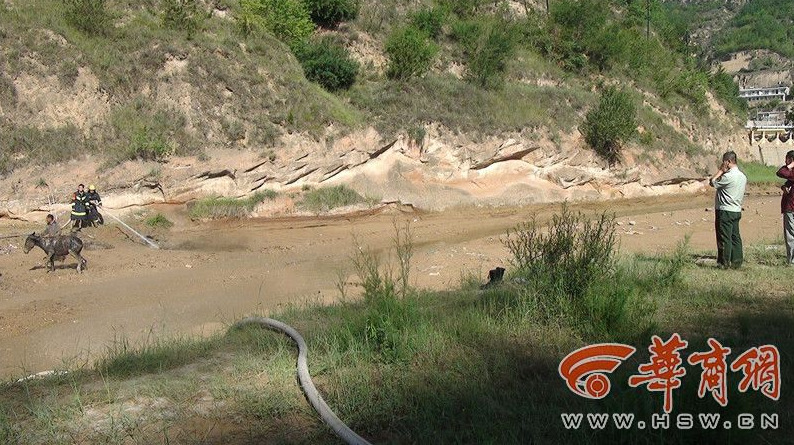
0, 118, 753, 222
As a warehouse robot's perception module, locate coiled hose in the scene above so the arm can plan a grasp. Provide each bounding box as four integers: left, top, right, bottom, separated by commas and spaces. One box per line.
232, 316, 372, 445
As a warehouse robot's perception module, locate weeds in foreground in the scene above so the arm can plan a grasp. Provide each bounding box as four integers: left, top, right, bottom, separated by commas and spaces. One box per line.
348, 220, 420, 362
96, 331, 215, 378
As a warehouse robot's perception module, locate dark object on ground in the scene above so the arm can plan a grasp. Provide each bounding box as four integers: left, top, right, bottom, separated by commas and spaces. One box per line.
86, 203, 104, 227
481, 267, 506, 289
23, 233, 87, 273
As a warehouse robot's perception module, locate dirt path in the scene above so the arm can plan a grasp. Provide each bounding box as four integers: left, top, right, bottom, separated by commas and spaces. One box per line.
0, 191, 784, 378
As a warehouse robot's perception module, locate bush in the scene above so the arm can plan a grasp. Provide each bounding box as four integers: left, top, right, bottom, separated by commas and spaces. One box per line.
460, 21, 516, 89
127, 127, 174, 161
505, 205, 617, 302
410, 7, 445, 39
145, 213, 174, 229
385, 26, 438, 80
437, 0, 484, 18
162, 0, 203, 38
237, 0, 314, 45
304, 0, 359, 28
502, 205, 656, 339
189, 190, 277, 219
710, 68, 746, 114
0, 123, 88, 175
110, 104, 188, 163
63, 0, 111, 36
581, 86, 637, 165
294, 37, 359, 91
299, 185, 364, 212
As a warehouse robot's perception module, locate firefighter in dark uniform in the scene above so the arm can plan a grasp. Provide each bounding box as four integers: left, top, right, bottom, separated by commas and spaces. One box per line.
70, 185, 88, 231
86, 184, 103, 226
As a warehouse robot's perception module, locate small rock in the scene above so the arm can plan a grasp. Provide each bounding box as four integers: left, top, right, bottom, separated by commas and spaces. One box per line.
628, 221, 636, 226
616, 221, 624, 226
705, 208, 712, 212
185, 264, 193, 268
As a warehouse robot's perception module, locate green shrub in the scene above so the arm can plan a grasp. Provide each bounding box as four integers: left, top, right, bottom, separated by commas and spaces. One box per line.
502, 205, 656, 339
710, 68, 746, 114
0, 123, 89, 175
461, 21, 516, 89
237, 0, 314, 45
304, 0, 359, 28
299, 185, 364, 212
63, 0, 111, 36
109, 100, 195, 163
162, 0, 203, 38
410, 7, 445, 39
437, 0, 484, 18
145, 213, 174, 229
505, 205, 617, 302
385, 26, 438, 80
713, 0, 794, 59
581, 86, 637, 165
189, 190, 277, 219
294, 37, 359, 91
127, 127, 174, 161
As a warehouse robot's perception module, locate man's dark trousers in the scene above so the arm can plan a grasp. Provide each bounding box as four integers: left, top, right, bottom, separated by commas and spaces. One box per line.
716, 210, 743, 267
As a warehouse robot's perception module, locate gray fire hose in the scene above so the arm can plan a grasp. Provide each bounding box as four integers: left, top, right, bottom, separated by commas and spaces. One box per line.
232, 317, 372, 445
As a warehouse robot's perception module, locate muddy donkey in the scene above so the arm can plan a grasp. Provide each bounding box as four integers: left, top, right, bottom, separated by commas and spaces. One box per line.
23, 233, 87, 273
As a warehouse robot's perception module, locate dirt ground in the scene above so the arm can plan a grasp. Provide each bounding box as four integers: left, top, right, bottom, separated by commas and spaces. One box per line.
0, 189, 784, 378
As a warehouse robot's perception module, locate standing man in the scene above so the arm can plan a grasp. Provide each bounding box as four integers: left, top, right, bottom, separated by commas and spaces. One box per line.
709, 151, 747, 269
775, 150, 794, 265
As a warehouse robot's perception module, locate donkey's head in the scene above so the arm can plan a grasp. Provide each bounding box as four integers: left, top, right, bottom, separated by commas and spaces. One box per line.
23, 233, 39, 254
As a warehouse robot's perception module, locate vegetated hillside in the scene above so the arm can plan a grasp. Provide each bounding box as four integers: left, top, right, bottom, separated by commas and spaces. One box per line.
0, 0, 745, 208
664, 0, 793, 89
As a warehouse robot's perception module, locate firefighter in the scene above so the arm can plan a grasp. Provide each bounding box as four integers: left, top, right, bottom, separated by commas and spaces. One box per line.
70, 191, 88, 231
86, 184, 103, 225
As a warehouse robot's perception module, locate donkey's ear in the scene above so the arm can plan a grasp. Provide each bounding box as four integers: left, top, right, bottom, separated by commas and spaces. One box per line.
30, 232, 36, 236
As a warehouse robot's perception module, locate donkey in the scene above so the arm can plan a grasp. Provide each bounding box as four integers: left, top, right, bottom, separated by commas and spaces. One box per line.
23, 233, 87, 273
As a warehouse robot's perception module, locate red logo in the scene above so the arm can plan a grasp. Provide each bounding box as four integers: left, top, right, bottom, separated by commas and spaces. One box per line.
558, 343, 636, 399
560, 335, 782, 412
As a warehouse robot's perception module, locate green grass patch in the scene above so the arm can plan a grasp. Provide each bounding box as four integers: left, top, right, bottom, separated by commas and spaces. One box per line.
299, 184, 366, 213
742, 161, 780, 184
96, 333, 217, 378
189, 190, 277, 220
144, 213, 173, 229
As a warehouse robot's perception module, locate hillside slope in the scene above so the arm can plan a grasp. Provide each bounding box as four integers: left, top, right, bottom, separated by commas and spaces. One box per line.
0, 0, 751, 218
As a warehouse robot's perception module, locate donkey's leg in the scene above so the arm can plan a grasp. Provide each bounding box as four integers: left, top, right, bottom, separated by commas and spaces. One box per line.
71, 250, 86, 273
48, 253, 55, 272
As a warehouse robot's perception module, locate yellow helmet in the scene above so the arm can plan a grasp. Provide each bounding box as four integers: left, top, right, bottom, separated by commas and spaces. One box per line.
88, 184, 96, 191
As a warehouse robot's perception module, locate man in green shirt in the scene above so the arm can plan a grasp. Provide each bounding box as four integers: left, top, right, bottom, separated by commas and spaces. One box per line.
709, 151, 747, 268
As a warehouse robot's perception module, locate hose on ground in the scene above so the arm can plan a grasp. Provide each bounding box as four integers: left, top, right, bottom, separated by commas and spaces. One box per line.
232, 316, 372, 445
